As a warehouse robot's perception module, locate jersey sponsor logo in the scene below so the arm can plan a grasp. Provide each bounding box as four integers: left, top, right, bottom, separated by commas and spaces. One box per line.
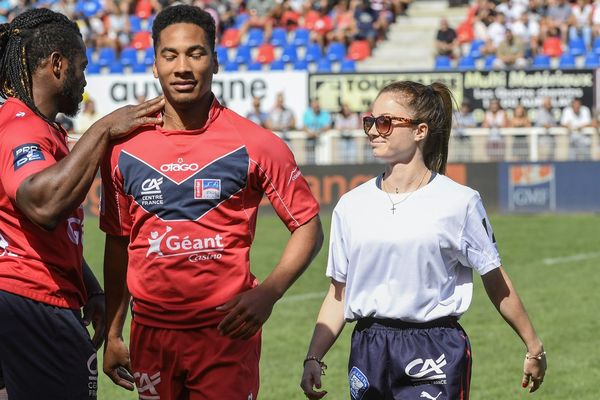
140, 177, 164, 206
405, 354, 447, 382
15, 111, 25, 118
0, 231, 17, 257
194, 179, 221, 199
67, 217, 82, 245
134, 371, 161, 400
12, 143, 45, 170
349, 366, 369, 400
146, 226, 224, 262
160, 158, 199, 172
420, 391, 442, 400
288, 167, 302, 185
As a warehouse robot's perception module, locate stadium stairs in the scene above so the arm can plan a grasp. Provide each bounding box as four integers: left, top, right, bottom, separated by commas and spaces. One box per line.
358, 0, 468, 71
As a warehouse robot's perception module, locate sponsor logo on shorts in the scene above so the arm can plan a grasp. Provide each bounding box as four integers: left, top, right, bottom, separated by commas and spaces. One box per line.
146, 226, 224, 262
405, 354, 447, 384
349, 366, 369, 400
194, 179, 221, 199
87, 353, 98, 398
140, 177, 164, 206
12, 143, 45, 170
135, 371, 161, 400
420, 391, 442, 400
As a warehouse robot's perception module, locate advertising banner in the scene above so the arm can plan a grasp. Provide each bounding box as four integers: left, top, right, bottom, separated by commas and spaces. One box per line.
505, 164, 556, 212
80, 71, 308, 126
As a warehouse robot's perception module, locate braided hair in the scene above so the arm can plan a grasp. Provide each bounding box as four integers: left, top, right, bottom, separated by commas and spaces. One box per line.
377, 81, 456, 174
0, 8, 82, 126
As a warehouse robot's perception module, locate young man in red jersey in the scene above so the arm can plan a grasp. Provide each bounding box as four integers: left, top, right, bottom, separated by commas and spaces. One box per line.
100, 5, 324, 399
0, 8, 164, 400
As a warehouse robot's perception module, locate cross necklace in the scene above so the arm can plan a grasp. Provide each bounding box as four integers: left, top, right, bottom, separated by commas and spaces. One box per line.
382, 169, 429, 214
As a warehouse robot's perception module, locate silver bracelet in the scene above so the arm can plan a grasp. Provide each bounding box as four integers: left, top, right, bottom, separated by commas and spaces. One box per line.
525, 351, 546, 360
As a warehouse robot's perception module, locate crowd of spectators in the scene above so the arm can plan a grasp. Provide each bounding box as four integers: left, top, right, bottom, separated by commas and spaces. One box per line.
435, 0, 600, 70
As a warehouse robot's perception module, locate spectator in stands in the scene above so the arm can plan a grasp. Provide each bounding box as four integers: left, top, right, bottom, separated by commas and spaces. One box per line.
246, 96, 268, 128
239, 0, 277, 43
510, 12, 540, 56
76, 97, 100, 136
266, 92, 296, 142
353, 0, 385, 49
534, 96, 558, 160
435, 17, 459, 58
488, 11, 507, 48
303, 98, 332, 164
329, 0, 355, 45
333, 103, 360, 163
546, 0, 571, 43
509, 104, 532, 160
560, 98, 593, 159
452, 100, 476, 161
496, 0, 526, 24
568, 0, 593, 49
493, 29, 527, 68
482, 98, 508, 161
310, 1, 334, 48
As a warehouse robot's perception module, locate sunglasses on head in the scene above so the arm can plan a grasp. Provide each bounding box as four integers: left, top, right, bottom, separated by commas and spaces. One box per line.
362, 115, 421, 137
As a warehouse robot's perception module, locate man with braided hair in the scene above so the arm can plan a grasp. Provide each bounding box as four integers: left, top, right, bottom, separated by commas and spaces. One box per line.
0, 8, 164, 400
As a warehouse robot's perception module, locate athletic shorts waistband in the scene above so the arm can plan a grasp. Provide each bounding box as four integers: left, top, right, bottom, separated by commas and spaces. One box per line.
355, 316, 458, 330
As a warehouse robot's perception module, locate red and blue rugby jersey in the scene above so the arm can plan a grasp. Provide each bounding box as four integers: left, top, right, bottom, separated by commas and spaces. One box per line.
0, 98, 85, 309
100, 98, 319, 329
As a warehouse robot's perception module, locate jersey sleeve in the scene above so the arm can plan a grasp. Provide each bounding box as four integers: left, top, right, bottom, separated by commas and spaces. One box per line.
325, 205, 348, 283
251, 134, 319, 231
99, 148, 133, 236
457, 194, 502, 275
0, 120, 58, 201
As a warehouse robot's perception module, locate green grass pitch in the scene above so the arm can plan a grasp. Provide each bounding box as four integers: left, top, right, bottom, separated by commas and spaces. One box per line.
84, 213, 600, 399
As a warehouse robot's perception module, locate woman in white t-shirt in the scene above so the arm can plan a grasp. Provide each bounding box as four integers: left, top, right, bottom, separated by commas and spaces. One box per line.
300, 81, 546, 400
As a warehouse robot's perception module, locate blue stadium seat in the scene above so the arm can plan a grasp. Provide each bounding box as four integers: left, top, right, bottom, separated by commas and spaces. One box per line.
247, 62, 262, 71
75, 0, 102, 18
434, 55, 452, 70
326, 42, 346, 62
316, 58, 332, 72
304, 43, 322, 63
216, 46, 229, 65
568, 37, 586, 57
132, 63, 148, 73
558, 54, 576, 68
280, 44, 298, 64
109, 62, 124, 74
146, 14, 155, 31
234, 13, 249, 29
532, 54, 551, 69
234, 45, 252, 64
468, 39, 485, 59
293, 28, 310, 47
246, 28, 264, 47
457, 55, 476, 70
86, 48, 94, 64
86, 63, 101, 75
120, 47, 138, 66
270, 27, 288, 47
584, 52, 600, 68
98, 47, 116, 67
484, 55, 496, 69
270, 60, 286, 71
224, 61, 239, 72
293, 59, 308, 70
142, 48, 154, 65
129, 16, 142, 33
340, 59, 356, 72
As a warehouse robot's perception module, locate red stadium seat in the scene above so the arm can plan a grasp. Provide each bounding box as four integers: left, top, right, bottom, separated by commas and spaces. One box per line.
221, 28, 241, 48
135, 0, 153, 19
256, 43, 275, 64
347, 40, 370, 61
542, 37, 563, 58
131, 31, 152, 50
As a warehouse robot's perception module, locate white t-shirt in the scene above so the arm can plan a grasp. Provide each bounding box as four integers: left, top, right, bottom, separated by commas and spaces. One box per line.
326, 174, 501, 323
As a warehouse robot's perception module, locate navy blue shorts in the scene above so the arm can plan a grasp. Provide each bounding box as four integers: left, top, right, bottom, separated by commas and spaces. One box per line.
348, 317, 471, 400
0, 290, 97, 400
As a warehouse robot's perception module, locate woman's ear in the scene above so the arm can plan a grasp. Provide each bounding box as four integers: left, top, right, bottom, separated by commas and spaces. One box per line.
414, 122, 429, 142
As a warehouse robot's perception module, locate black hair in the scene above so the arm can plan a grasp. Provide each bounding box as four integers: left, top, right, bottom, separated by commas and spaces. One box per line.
0, 8, 82, 125
378, 81, 456, 174
152, 5, 216, 52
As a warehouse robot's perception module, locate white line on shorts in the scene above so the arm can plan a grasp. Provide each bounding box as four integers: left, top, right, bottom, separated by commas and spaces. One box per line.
542, 252, 600, 265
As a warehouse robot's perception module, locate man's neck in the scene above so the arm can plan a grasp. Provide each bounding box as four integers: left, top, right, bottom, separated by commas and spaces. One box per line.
161, 95, 213, 131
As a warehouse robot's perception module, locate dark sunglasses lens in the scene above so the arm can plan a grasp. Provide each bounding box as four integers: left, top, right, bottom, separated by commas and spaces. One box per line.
375, 116, 391, 135
363, 116, 375, 134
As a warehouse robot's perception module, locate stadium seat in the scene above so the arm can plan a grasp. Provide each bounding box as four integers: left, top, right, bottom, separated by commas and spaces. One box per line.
135, 0, 153, 18
131, 31, 152, 49
468, 39, 485, 58
247, 62, 263, 71
457, 55, 476, 70
132, 63, 148, 73
246, 28, 264, 47
75, 0, 102, 18
216, 46, 229, 65
326, 42, 346, 62
532, 54, 551, 69
256, 44, 275, 64
129, 15, 142, 33
280, 44, 298, 64
593, 37, 600, 55
293, 28, 310, 47
316, 58, 332, 72
293, 59, 308, 70
142, 48, 154, 65
97, 47, 116, 67
86, 63, 101, 75
120, 47, 138, 66
304, 43, 322, 63
234, 13, 249, 29
234, 45, 252, 65
340, 59, 356, 72
86, 48, 94, 64
270, 27, 288, 47
109, 62, 124, 74
146, 15, 155, 31
347, 40, 370, 61
558, 54, 576, 68
584, 52, 600, 68
270, 60, 286, 71
434, 55, 452, 70
483, 55, 496, 70
224, 61, 239, 72
568, 37, 586, 57
221, 28, 241, 48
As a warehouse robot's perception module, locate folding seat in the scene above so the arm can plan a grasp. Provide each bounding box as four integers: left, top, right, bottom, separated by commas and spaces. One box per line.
293, 28, 310, 47
434, 55, 452, 70
316, 58, 332, 72
339, 59, 356, 72
558, 54, 576, 68
256, 43, 275, 64
280, 44, 298, 64
326, 42, 346, 62
347, 40, 370, 61
109, 62, 124, 74
234, 45, 252, 65
131, 31, 152, 49
97, 47, 116, 67
270, 27, 288, 47
129, 15, 142, 33
120, 47, 138, 66
532, 54, 551, 68
246, 28, 264, 47
304, 42, 322, 63
221, 28, 241, 48
457, 55, 476, 70
270, 60, 286, 71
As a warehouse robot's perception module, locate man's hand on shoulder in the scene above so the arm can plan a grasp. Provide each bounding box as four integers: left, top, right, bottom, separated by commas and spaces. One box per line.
93, 96, 165, 140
